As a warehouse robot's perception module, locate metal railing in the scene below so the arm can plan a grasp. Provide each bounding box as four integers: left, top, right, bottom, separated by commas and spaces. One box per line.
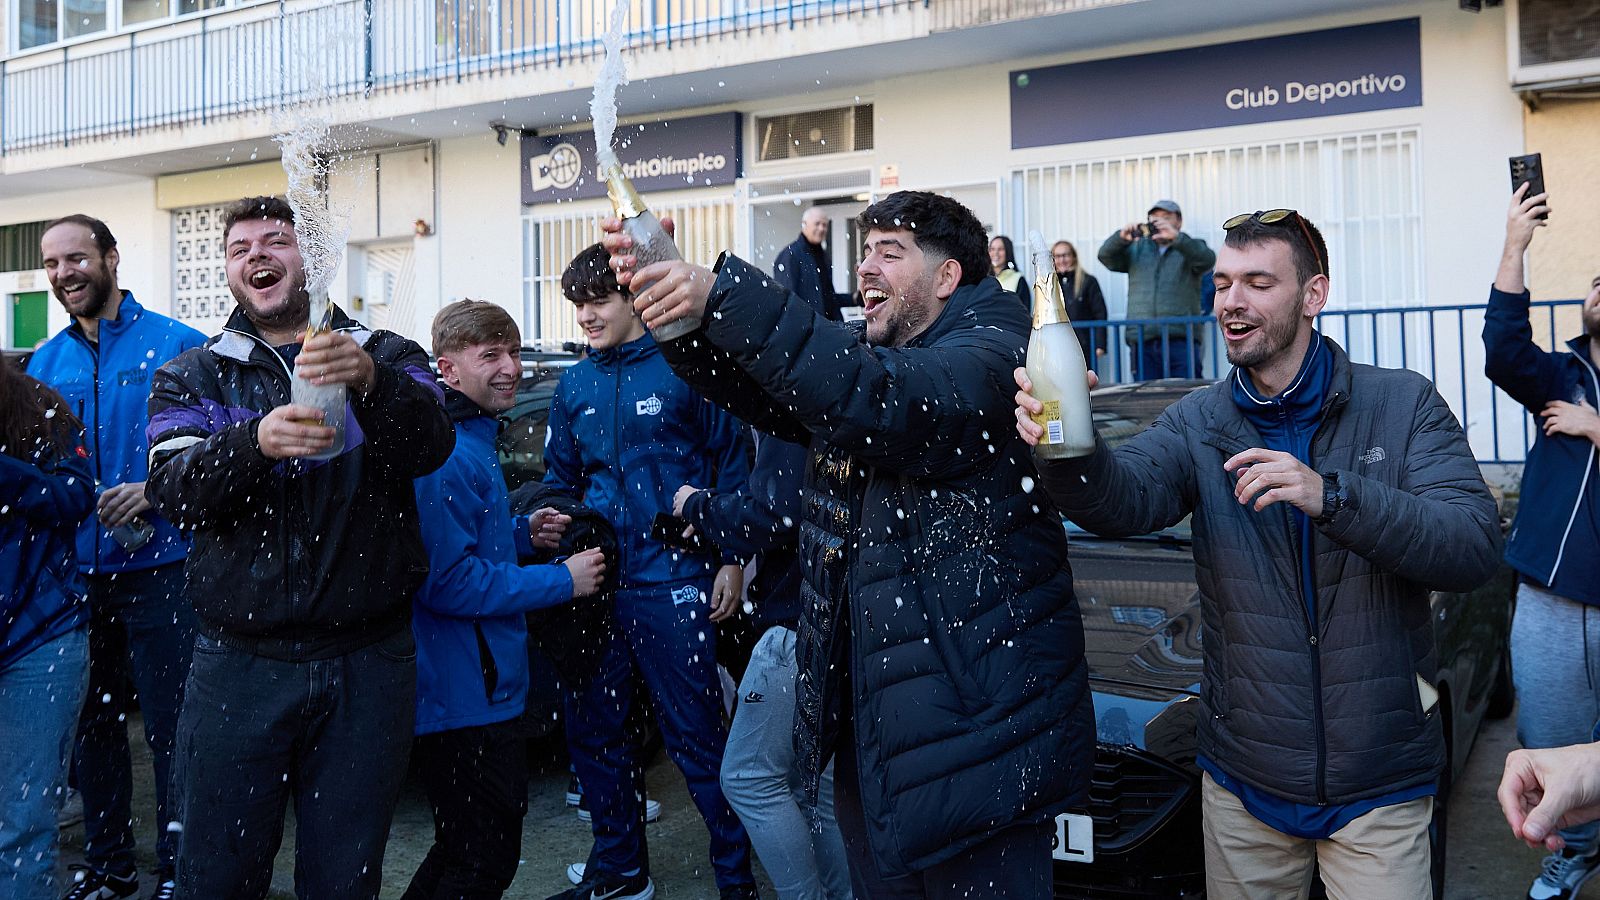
0, 0, 917, 155
1073, 299, 1584, 465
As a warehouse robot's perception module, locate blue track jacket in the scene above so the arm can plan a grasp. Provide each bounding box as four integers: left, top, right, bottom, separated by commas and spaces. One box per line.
543, 334, 749, 589
26, 292, 207, 574
1, 429, 94, 669
412, 388, 574, 735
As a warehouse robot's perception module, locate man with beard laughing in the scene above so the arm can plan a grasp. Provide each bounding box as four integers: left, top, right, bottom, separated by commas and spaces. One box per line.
1017, 209, 1502, 900
1484, 183, 1600, 900
143, 196, 454, 898
28, 215, 206, 900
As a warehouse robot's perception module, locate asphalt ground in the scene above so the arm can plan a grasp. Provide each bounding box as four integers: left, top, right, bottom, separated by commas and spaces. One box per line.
58, 707, 1595, 899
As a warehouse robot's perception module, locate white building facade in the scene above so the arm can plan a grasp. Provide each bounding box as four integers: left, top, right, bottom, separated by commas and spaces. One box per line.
0, 0, 1560, 459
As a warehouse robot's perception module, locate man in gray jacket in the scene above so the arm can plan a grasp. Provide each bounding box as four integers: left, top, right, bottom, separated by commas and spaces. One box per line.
1020, 209, 1502, 899
1099, 199, 1215, 379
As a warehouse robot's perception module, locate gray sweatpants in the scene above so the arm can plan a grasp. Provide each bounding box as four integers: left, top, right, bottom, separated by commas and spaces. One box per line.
719, 626, 853, 900
1512, 581, 1600, 853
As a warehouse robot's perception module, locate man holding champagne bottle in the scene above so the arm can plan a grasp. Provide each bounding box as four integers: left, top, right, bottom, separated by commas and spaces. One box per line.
1016, 209, 1501, 899
602, 190, 1094, 899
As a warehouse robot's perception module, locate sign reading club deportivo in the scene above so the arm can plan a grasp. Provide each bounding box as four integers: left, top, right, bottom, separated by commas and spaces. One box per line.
521, 112, 742, 205
1009, 18, 1421, 148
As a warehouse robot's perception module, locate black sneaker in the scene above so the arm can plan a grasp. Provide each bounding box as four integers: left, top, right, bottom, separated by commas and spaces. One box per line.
719, 884, 761, 900
545, 870, 655, 900
61, 867, 138, 900
566, 772, 583, 807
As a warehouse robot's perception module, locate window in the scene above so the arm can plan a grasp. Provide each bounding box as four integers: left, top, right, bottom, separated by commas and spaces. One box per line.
521, 196, 735, 344
0, 221, 49, 273
171, 204, 233, 336
15, 0, 225, 51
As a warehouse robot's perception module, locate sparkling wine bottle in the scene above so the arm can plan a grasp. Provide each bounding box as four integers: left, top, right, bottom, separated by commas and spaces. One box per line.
288, 292, 346, 460
604, 164, 698, 341
1024, 233, 1095, 459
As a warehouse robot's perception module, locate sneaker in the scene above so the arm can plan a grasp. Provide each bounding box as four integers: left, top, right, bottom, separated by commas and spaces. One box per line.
1529, 846, 1600, 900
60, 867, 138, 900
576, 795, 662, 823
719, 885, 761, 900
566, 773, 583, 807
57, 788, 84, 829
545, 870, 654, 900
567, 863, 587, 885
151, 882, 177, 900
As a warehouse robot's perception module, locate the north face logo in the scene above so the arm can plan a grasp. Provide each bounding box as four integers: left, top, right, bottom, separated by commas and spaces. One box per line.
744, 691, 765, 704
1360, 446, 1386, 464
636, 395, 663, 416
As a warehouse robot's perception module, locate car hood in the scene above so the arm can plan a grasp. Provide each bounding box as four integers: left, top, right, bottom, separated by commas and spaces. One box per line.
1071, 535, 1204, 700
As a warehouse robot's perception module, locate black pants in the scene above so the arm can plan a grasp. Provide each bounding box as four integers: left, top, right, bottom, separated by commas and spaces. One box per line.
403, 718, 530, 900
834, 734, 1052, 899
173, 629, 416, 899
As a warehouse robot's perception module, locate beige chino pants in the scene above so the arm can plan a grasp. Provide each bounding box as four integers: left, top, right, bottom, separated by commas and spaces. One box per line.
1201, 772, 1434, 900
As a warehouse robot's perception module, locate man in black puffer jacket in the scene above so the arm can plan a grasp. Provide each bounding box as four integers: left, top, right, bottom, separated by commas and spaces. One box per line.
605, 191, 1094, 897
146, 196, 454, 898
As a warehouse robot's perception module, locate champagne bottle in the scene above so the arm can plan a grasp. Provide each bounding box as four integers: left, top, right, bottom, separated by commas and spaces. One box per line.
1025, 234, 1095, 459
603, 164, 697, 341
288, 292, 346, 460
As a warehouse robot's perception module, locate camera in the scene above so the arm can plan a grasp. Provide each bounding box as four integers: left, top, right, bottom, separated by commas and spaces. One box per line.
1136, 220, 1162, 239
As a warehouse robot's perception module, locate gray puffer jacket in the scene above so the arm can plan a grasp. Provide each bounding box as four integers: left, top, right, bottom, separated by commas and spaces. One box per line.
1039, 340, 1501, 804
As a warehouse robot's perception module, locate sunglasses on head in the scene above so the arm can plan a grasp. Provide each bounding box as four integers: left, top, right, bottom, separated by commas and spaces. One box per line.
1222, 209, 1325, 278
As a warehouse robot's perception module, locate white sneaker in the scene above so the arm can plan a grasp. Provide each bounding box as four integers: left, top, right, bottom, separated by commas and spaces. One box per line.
566, 862, 585, 885
1528, 846, 1600, 900
576, 797, 662, 824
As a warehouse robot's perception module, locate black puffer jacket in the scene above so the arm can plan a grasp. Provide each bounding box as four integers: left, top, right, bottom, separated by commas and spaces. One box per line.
508, 481, 617, 691
659, 254, 1094, 876
1039, 339, 1502, 804
146, 307, 454, 660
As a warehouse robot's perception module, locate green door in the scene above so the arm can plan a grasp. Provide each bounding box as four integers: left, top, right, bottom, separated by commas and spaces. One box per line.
11, 291, 48, 350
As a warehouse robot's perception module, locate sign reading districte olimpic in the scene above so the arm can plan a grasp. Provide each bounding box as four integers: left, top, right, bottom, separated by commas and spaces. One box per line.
1009, 18, 1421, 148
521, 112, 743, 205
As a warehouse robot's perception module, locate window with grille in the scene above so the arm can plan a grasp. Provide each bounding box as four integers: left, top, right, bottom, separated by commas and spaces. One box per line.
1012, 127, 1423, 317
754, 104, 874, 162
522, 197, 737, 345
0, 220, 47, 273
171, 203, 233, 337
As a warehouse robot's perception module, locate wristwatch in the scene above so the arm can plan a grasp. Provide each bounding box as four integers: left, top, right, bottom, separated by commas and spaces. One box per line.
1315, 471, 1348, 525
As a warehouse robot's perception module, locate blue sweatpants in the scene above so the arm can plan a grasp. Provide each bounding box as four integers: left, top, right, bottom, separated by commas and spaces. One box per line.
565, 580, 755, 890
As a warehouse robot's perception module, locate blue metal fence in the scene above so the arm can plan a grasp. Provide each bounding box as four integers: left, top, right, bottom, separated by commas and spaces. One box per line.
0, 0, 912, 155
1074, 299, 1584, 465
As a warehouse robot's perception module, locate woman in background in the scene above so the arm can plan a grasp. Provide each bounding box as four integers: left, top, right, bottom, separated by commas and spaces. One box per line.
1052, 240, 1109, 370
989, 235, 1030, 306
0, 356, 94, 900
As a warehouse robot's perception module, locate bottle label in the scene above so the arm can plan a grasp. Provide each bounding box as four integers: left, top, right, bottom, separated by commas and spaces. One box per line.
1033, 401, 1065, 445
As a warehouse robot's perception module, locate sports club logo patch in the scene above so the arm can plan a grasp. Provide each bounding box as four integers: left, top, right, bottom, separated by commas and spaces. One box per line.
636, 394, 664, 417
671, 584, 701, 606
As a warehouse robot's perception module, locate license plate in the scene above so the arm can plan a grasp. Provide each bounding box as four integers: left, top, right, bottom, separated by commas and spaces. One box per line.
1052, 812, 1094, 863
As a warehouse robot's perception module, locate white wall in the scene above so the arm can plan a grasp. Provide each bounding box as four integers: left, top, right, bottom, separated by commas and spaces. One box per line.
433, 133, 525, 326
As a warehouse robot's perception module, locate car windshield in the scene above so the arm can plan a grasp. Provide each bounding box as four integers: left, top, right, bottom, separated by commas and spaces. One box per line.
1066, 382, 1204, 541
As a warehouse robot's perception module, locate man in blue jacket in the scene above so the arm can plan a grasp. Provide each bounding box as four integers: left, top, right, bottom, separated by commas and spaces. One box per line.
28, 214, 206, 900
1485, 183, 1600, 900
405, 299, 606, 899
544, 244, 756, 900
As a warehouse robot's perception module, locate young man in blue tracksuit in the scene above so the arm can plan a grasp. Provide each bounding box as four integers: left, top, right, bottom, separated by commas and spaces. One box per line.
1486, 184, 1600, 900
28, 215, 206, 900
405, 300, 607, 899
544, 244, 757, 900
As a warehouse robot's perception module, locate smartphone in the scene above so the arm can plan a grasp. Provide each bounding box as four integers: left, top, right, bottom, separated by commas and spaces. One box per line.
651, 512, 711, 553
1510, 153, 1548, 219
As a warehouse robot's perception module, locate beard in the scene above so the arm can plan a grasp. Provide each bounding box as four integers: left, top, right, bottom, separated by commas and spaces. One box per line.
53, 260, 117, 321
1224, 306, 1301, 370
866, 287, 936, 348
231, 268, 311, 334
1585, 303, 1600, 340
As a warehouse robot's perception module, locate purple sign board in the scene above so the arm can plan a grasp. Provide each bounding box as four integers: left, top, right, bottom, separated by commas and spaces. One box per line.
1010, 19, 1422, 149
521, 112, 742, 205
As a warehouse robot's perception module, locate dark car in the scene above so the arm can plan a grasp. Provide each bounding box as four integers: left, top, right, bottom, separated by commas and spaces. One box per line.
1049, 380, 1515, 900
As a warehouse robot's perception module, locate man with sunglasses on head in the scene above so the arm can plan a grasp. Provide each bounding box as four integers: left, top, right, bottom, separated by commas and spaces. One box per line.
1018, 209, 1502, 899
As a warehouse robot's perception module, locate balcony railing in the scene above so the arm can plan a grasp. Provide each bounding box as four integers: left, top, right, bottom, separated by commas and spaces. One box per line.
1072, 299, 1582, 465
0, 0, 917, 155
